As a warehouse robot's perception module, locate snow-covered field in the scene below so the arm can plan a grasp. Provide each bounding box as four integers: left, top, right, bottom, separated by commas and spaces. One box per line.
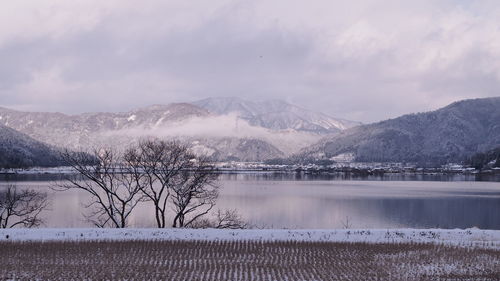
2, 228, 499, 280
1, 228, 499, 248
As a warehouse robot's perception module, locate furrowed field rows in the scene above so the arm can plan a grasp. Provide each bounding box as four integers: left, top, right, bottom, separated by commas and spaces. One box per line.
1, 240, 499, 280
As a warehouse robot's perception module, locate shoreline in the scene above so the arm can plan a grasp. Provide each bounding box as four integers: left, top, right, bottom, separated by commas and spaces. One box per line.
1, 166, 499, 177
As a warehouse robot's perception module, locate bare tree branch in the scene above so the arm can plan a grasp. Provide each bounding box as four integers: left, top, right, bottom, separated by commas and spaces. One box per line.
57, 148, 145, 228
0, 185, 49, 228
170, 156, 219, 228
57, 140, 221, 229
126, 139, 220, 228
188, 209, 248, 229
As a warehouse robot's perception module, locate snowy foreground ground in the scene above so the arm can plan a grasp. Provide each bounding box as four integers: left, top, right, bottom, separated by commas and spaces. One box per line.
1, 228, 500, 247
1, 228, 499, 280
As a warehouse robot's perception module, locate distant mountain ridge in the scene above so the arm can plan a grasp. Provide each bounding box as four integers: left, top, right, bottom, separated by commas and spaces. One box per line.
192, 97, 360, 133
1, 97, 498, 166
1, 99, 355, 162
0, 103, 210, 150
300, 97, 500, 165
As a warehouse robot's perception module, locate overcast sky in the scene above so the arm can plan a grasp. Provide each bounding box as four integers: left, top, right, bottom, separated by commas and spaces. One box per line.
1, 0, 499, 123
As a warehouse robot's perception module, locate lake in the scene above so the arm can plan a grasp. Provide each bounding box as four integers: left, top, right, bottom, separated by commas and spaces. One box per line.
1, 172, 500, 229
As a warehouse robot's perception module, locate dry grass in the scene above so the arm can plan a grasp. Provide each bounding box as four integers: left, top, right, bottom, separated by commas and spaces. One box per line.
0, 240, 499, 280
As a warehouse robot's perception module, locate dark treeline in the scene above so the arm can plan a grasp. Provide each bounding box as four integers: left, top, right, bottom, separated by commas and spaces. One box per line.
0, 125, 64, 169
467, 146, 500, 170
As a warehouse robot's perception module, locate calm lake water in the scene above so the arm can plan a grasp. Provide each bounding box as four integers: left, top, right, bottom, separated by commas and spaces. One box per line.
1, 173, 500, 229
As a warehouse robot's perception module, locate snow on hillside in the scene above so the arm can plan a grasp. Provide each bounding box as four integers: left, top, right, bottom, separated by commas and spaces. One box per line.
0, 103, 210, 150
1, 228, 498, 249
193, 97, 360, 133
0, 102, 326, 161
102, 113, 322, 156
301, 97, 500, 165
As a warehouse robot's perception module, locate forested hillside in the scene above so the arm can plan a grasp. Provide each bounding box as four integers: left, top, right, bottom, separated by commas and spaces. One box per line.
301, 97, 500, 166
0, 124, 63, 168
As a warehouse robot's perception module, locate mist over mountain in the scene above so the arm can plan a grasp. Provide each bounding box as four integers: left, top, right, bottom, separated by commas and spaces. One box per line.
0, 124, 63, 168
0, 99, 354, 162
193, 97, 360, 133
301, 97, 500, 166
190, 137, 285, 162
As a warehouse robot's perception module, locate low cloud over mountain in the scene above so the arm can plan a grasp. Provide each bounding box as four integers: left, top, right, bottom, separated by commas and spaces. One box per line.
0, 98, 355, 162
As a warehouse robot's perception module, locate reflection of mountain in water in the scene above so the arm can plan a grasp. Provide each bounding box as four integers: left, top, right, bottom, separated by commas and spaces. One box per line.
372, 197, 500, 229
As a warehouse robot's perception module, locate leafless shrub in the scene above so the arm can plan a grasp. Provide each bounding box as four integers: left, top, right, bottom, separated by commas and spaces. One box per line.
189, 209, 248, 229
0, 185, 48, 228
341, 216, 353, 229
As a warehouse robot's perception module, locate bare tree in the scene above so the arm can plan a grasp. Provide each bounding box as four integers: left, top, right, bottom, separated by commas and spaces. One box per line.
0, 185, 49, 228
170, 158, 219, 228
125, 139, 220, 228
58, 149, 145, 228
59, 140, 234, 229
124, 140, 197, 228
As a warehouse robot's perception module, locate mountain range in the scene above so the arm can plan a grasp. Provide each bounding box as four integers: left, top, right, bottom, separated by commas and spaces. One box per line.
0, 103, 210, 150
0, 98, 355, 163
1, 96, 499, 167
193, 97, 359, 133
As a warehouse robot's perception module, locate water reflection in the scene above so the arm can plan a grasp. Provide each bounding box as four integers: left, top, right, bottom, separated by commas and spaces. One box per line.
1, 174, 500, 229
2, 171, 500, 182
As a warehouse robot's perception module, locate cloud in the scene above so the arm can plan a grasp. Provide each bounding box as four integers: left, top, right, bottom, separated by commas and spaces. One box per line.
0, 0, 499, 122
102, 113, 321, 154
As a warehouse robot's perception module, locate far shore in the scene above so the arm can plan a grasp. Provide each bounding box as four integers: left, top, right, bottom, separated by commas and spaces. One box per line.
1, 165, 500, 177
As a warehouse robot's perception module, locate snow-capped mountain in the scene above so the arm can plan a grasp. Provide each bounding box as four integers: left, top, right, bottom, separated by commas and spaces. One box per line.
192, 97, 360, 133
0, 103, 211, 150
0, 101, 324, 161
